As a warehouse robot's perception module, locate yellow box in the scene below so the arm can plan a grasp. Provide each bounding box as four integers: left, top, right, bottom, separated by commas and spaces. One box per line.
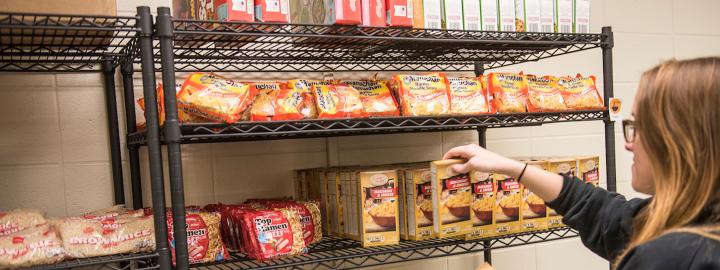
494, 173, 522, 235
431, 160, 472, 238
577, 156, 600, 187
359, 170, 400, 247
520, 160, 548, 232
546, 158, 577, 228
402, 168, 436, 240
465, 171, 496, 240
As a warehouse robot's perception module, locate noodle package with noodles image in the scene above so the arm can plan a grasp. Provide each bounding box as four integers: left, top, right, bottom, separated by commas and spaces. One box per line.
359, 170, 400, 247
494, 173, 523, 235
466, 171, 496, 240
431, 159, 472, 238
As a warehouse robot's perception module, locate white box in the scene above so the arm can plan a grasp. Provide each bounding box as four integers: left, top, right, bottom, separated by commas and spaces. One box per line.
574, 0, 590, 33
424, 0, 443, 29
480, 0, 498, 31
498, 0, 516, 31
539, 0, 554, 32
442, 0, 464, 30
515, 0, 541, 32
463, 0, 481, 31
555, 0, 572, 33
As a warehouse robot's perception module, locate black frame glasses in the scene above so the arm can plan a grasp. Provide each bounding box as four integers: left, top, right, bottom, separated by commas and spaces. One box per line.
622, 119, 636, 143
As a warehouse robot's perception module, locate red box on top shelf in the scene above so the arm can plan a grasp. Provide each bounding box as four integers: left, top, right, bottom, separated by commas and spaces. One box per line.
255, 0, 290, 22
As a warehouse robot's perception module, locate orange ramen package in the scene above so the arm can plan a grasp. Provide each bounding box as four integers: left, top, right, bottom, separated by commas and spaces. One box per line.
447, 77, 492, 115
557, 75, 604, 110
341, 80, 400, 117
525, 75, 567, 112
488, 73, 529, 113
312, 84, 367, 119
251, 89, 280, 121
393, 73, 450, 116
275, 79, 329, 120
177, 73, 257, 123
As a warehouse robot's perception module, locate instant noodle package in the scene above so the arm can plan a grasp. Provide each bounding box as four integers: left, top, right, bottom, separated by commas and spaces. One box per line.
393, 73, 450, 116
275, 79, 327, 120
447, 77, 493, 115
465, 171, 496, 240
341, 80, 400, 117
247, 81, 287, 121
312, 84, 367, 119
488, 73, 529, 113
557, 75, 604, 110
430, 159, 472, 238
238, 208, 307, 261
166, 212, 229, 265
525, 75, 567, 112
177, 73, 257, 123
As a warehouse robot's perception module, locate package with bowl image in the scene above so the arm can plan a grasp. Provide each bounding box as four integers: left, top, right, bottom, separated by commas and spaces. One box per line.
402, 167, 436, 240
359, 170, 400, 247
465, 171, 496, 240
431, 159, 472, 238
546, 158, 577, 228
494, 173, 522, 235
520, 160, 549, 232
577, 156, 600, 187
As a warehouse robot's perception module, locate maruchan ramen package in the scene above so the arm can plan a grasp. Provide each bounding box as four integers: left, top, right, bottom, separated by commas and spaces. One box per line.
557, 75, 604, 110
520, 160, 548, 232
480, 0, 499, 31
431, 160, 472, 238
546, 158, 576, 228
359, 170, 400, 247
278, 79, 328, 120
313, 84, 367, 119
488, 73, 529, 113
577, 156, 600, 187
177, 73, 257, 123
447, 77, 492, 115
167, 212, 229, 265
137, 83, 212, 126
525, 75, 567, 112
56, 215, 155, 259
494, 174, 522, 235
386, 0, 413, 27
251, 89, 280, 121
466, 171, 496, 240
393, 73, 450, 116
342, 80, 400, 117
0, 209, 46, 236
402, 168, 435, 240
239, 208, 307, 261
555, 0, 572, 33
0, 226, 64, 268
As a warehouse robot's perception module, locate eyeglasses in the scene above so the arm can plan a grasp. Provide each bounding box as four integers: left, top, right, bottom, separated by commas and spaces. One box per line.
622, 119, 636, 143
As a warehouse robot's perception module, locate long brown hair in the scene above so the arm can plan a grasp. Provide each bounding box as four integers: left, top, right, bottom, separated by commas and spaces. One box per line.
614, 57, 720, 267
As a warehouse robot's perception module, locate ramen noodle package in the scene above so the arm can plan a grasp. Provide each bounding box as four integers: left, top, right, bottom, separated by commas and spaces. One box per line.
577, 156, 600, 187
0, 226, 64, 268
167, 212, 229, 265
258, 200, 323, 246
239, 208, 307, 261
488, 73, 529, 113
494, 174, 522, 235
341, 80, 400, 117
401, 168, 436, 241
56, 215, 155, 258
430, 160, 472, 238
557, 75, 604, 110
251, 89, 280, 121
177, 73, 257, 123
312, 84, 367, 119
546, 158, 577, 228
359, 170, 400, 247
466, 171, 496, 240
275, 79, 327, 120
525, 75, 567, 112
0, 209, 46, 237
393, 74, 451, 116
520, 160, 548, 232
447, 77, 492, 115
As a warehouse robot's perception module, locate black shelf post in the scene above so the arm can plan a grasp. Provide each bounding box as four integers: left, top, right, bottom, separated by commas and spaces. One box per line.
157, 7, 190, 270
137, 6, 172, 270
102, 57, 126, 205
474, 60, 492, 265
121, 62, 144, 209
601, 27, 616, 193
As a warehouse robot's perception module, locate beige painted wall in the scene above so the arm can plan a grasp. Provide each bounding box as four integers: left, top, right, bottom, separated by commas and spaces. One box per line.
1, 0, 719, 269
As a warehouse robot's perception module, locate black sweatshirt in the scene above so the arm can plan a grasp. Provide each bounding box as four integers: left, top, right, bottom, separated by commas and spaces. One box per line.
546, 176, 720, 270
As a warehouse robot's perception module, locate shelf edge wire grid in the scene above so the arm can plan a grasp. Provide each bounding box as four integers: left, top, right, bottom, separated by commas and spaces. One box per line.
162, 20, 603, 72
0, 12, 140, 72
191, 227, 577, 270
18, 252, 159, 270
126, 110, 606, 145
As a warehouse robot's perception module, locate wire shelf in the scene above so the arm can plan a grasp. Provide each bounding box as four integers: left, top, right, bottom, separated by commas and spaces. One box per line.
20, 252, 158, 270
192, 227, 577, 270
0, 12, 139, 72
127, 110, 606, 145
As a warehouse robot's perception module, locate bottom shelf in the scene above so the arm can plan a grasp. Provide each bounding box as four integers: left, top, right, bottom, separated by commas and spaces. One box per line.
193, 227, 578, 270
23, 252, 159, 270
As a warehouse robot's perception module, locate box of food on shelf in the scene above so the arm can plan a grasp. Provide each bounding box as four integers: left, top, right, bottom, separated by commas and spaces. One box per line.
362, 0, 387, 26
545, 157, 576, 228
498, 0, 516, 31
462, 0, 481, 31
431, 159, 472, 238
515, 0, 542, 32
441, 0, 463, 30
494, 173, 523, 235
215, 0, 255, 21
480, 0, 499, 31
555, 0, 573, 33
466, 171, 496, 240
574, 0, 590, 33
417, 0, 442, 29
359, 170, 400, 247
401, 167, 437, 240
577, 156, 600, 187
540, 0, 554, 32
255, 0, 290, 22
386, 0, 413, 27
520, 160, 549, 232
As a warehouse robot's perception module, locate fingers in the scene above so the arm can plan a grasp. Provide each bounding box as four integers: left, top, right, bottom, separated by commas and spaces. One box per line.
442, 144, 475, 160
451, 162, 472, 174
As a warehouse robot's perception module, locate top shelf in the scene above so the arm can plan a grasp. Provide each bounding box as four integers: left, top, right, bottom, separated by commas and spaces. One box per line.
151, 20, 607, 72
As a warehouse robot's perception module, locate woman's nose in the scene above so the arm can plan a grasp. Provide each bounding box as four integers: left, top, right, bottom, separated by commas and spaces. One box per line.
624, 141, 634, 152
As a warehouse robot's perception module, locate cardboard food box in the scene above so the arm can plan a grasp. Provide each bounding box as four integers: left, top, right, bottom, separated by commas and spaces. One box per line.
255, 0, 290, 22
359, 170, 400, 247
411, 0, 423, 28
323, 0, 364, 25
463, 0, 482, 31
577, 156, 600, 187
480, 0, 499, 31
289, 0, 327, 24
554, 0, 572, 33
539, 0, 554, 32
196, 0, 216, 20
215, 0, 255, 21
465, 171, 496, 240
417, 0, 443, 29
574, 0, 590, 33
494, 173, 522, 235
498, 0, 516, 31
363, 0, 388, 26
441, 0, 464, 30
402, 168, 436, 240
546, 157, 576, 227
431, 160, 472, 238
515, 0, 542, 32
326, 169, 341, 235
520, 160, 548, 232
386, 0, 414, 27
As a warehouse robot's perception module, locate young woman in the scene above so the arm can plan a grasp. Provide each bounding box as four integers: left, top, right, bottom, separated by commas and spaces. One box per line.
445, 57, 720, 269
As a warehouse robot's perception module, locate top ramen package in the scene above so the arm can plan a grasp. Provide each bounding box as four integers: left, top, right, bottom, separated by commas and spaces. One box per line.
447, 77, 492, 115
393, 73, 450, 116
239, 208, 307, 261
520, 160, 548, 232
0, 226, 64, 268
401, 168, 436, 240
430, 159, 472, 238
167, 212, 229, 265
488, 73, 528, 113
255, 200, 323, 246
525, 75, 567, 112
312, 84, 367, 119
466, 171, 495, 240
546, 158, 577, 228
557, 75, 604, 110
341, 80, 400, 117
359, 170, 400, 247
494, 173, 522, 235
177, 73, 257, 123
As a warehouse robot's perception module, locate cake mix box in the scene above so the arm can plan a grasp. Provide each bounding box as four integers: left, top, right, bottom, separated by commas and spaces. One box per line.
431, 160, 472, 238
419, 0, 442, 29
386, 0, 414, 26
441, 0, 463, 30
359, 170, 400, 247
480, 0, 499, 31
462, 0, 481, 31
577, 156, 600, 187
215, 0, 254, 21
574, 0, 590, 33
362, 0, 387, 26
465, 171, 496, 240
520, 160, 548, 232
539, 0, 554, 32
546, 158, 576, 228
515, 0, 541, 32
255, 0, 289, 22
402, 168, 436, 240
498, 0, 516, 31
494, 173, 522, 235
554, 0, 572, 33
